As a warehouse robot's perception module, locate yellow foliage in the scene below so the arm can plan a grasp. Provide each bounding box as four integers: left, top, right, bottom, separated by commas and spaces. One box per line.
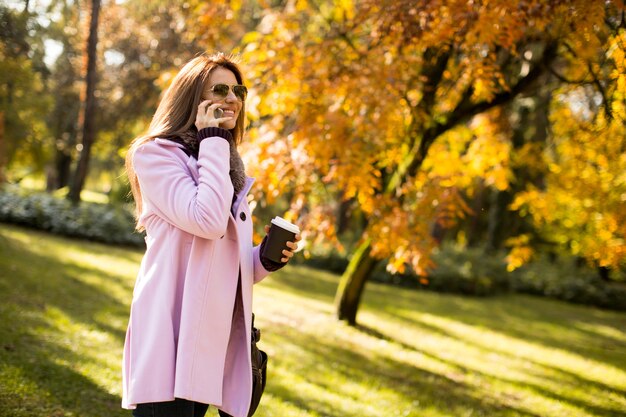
505, 234, 535, 272
512, 88, 626, 268
189, 0, 626, 273
506, 245, 534, 272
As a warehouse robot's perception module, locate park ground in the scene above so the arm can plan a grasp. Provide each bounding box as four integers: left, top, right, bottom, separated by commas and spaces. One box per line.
0, 223, 625, 417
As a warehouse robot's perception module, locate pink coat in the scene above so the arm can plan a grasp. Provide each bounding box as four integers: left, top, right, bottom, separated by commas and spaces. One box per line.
122, 136, 270, 417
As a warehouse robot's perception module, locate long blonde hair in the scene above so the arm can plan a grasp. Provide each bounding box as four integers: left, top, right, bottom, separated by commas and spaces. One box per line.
125, 52, 246, 226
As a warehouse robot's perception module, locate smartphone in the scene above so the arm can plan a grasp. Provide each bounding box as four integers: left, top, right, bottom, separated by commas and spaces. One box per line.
214, 108, 223, 118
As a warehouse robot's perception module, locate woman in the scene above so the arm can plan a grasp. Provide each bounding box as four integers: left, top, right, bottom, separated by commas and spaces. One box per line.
122, 53, 299, 417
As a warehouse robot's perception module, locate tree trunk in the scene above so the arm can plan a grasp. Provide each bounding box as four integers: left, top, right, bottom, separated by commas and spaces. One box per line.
47, 146, 73, 191
68, 0, 100, 203
335, 238, 376, 325
336, 196, 352, 235
598, 266, 611, 282
466, 182, 487, 247
486, 188, 512, 251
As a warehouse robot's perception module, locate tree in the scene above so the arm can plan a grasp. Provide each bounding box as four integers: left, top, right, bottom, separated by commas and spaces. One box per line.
45, 0, 82, 191
234, 0, 625, 324
0, 3, 53, 180
68, 0, 101, 203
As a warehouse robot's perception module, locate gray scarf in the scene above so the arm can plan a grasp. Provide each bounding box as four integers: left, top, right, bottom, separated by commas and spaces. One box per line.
172, 129, 246, 195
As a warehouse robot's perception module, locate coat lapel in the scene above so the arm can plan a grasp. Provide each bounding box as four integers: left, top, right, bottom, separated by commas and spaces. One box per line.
231, 177, 255, 216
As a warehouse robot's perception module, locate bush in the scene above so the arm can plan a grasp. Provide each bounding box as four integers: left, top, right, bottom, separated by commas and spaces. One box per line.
297, 242, 625, 311
511, 256, 626, 311
0, 187, 144, 246
342, 244, 512, 295
292, 250, 350, 275
423, 244, 511, 296
296, 243, 511, 295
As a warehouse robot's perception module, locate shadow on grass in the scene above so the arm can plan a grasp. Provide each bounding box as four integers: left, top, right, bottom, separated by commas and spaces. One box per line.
1, 228, 133, 340
356, 323, 626, 417
0, 226, 131, 416
265, 327, 543, 417
383, 292, 626, 371
271, 265, 626, 369
1, 341, 125, 417
386, 312, 626, 398
268, 266, 626, 415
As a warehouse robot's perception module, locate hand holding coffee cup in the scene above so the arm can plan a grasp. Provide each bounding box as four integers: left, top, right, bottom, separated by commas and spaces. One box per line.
262, 217, 301, 263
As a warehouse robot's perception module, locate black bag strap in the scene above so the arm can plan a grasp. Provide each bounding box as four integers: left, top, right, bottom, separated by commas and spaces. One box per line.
251, 313, 261, 343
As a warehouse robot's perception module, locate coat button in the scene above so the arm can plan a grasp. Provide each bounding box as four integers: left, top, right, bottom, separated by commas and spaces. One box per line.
240, 212, 246, 221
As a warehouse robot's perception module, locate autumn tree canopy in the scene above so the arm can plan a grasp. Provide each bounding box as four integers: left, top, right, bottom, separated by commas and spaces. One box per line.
221, 0, 626, 323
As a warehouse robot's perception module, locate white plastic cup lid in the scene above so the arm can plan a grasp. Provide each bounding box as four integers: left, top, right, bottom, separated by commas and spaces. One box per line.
271, 216, 300, 234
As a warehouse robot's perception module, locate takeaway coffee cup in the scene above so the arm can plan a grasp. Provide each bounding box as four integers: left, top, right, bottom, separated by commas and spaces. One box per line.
261, 216, 300, 263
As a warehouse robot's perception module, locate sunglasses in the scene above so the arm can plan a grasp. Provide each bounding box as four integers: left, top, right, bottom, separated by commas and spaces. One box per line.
208, 83, 248, 101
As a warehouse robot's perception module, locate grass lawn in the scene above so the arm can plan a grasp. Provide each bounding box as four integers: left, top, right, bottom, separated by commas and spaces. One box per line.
1, 223, 625, 417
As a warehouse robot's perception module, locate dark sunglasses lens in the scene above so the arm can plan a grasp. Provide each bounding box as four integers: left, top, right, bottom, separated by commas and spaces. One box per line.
233, 85, 247, 100
212, 84, 229, 98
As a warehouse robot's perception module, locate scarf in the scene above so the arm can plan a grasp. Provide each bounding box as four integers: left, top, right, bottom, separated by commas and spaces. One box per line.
171, 129, 247, 196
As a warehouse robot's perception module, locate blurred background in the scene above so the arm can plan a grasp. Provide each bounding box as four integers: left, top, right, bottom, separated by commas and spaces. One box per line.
1, 1, 625, 416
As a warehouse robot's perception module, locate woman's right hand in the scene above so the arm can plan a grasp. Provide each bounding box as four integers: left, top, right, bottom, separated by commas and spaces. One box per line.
195, 100, 229, 130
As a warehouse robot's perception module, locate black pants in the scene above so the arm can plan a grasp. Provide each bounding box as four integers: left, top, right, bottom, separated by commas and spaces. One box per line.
132, 398, 209, 417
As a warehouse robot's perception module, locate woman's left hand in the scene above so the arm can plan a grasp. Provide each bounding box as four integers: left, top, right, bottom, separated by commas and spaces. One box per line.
264, 225, 302, 263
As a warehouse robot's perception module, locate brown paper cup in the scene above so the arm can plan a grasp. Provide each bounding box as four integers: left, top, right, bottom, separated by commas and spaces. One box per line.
261, 217, 300, 263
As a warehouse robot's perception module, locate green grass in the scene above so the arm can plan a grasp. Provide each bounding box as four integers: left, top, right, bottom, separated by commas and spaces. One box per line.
1, 224, 625, 417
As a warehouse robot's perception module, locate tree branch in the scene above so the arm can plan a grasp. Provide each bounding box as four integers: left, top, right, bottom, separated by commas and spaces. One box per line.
403, 41, 559, 180
385, 47, 452, 194
562, 41, 613, 120
586, 60, 613, 120
418, 46, 452, 114
547, 64, 587, 84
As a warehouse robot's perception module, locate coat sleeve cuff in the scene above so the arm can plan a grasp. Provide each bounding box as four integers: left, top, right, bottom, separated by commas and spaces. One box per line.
198, 127, 233, 143
258, 236, 286, 272
253, 243, 273, 283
